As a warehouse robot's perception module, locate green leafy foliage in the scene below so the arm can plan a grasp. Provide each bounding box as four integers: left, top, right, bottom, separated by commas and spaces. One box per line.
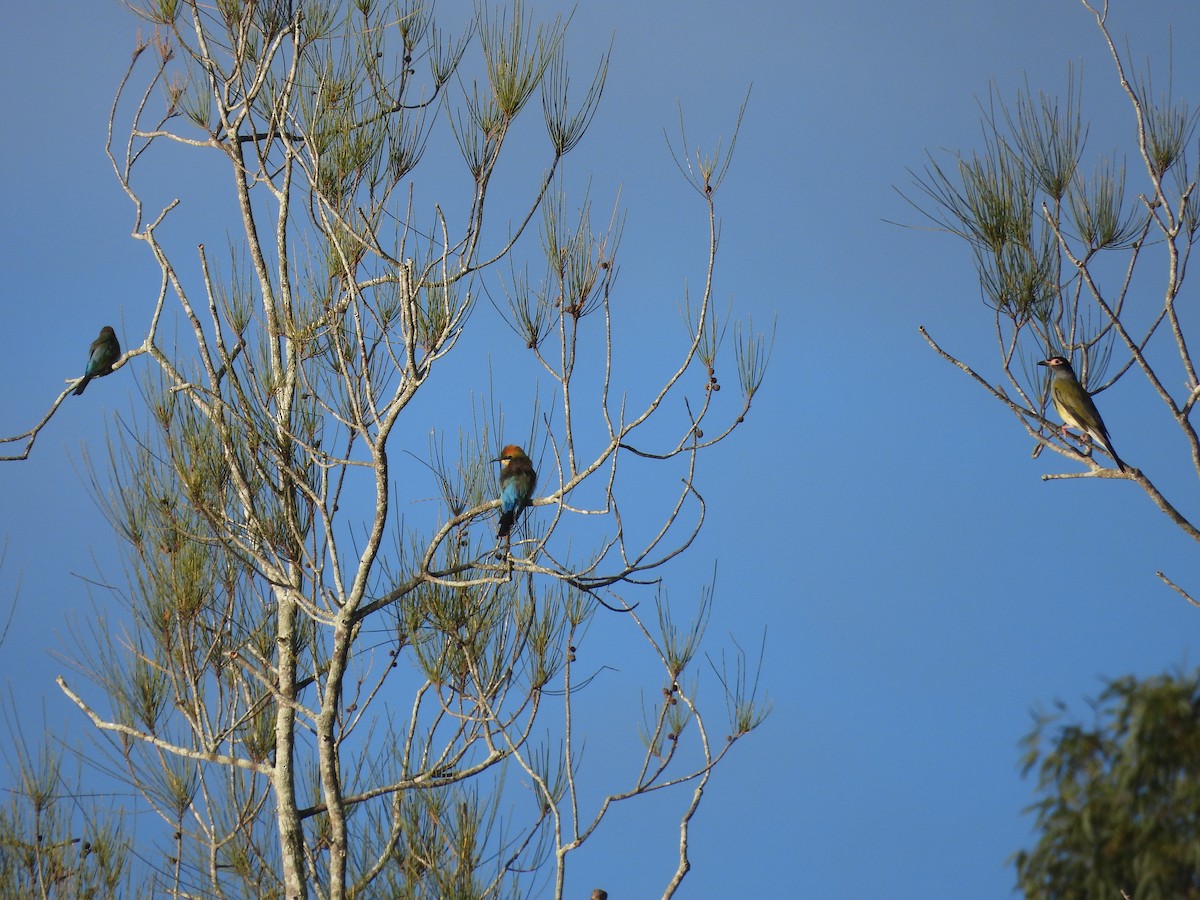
1015, 671, 1200, 899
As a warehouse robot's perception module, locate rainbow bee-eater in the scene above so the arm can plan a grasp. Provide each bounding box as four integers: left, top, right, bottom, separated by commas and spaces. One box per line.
495, 444, 537, 539
73, 326, 121, 396
1038, 355, 1126, 472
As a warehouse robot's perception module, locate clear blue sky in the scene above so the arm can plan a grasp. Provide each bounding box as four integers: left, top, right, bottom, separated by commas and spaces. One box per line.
3, 1, 1200, 897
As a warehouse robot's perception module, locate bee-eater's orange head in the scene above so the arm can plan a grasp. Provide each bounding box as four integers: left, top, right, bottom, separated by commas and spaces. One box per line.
495, 444, 528, 466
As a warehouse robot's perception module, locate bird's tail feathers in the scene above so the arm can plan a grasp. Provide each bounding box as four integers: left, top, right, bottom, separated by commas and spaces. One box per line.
1106, 443, 1128, 473
1088, 428, 1127, 473
497, 510, 515, 539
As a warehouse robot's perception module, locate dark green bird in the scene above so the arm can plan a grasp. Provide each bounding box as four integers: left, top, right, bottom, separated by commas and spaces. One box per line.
1038, 355, 1126, 472
73, 326, 121, 396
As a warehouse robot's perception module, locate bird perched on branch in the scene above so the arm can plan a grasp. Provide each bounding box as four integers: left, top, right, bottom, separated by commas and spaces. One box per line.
1038, 355, 1126, 472
73, 326, 121, 396
495, 444, 536, 539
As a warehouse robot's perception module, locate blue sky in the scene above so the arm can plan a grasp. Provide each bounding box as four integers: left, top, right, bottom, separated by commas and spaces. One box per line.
4, 1, 1200, 897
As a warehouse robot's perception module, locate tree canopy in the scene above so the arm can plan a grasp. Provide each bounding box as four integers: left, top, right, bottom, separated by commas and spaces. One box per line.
1015, 671, 1200, 899
0, 1, 770, 897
